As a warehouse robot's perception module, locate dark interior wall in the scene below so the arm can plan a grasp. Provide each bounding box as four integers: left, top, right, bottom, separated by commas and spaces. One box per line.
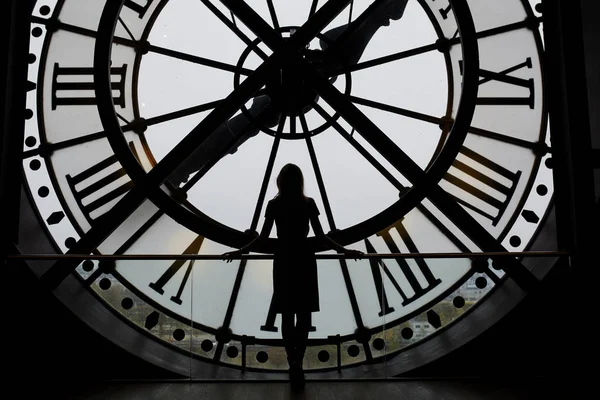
403, 259, 571, 378
6, 258, 181, 381
581, 0, 600, 201
582, 0, 599, 152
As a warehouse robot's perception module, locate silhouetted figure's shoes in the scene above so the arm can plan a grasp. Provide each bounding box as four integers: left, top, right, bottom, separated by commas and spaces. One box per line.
289, 362, 305, 392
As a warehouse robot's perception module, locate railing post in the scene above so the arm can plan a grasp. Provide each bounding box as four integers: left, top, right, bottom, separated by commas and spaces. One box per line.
328, 334, 342, 373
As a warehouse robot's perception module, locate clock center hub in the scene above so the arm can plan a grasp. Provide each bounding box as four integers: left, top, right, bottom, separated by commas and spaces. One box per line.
234, 27, 352, 139
263, 56, 321, 117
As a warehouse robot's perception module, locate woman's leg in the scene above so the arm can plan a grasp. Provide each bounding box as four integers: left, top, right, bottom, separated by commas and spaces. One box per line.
281, 312, 296, 366
294, 312, 311, 364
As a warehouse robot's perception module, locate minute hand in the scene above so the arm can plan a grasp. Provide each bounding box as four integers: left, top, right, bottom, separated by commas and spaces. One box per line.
220, 0, 353, 52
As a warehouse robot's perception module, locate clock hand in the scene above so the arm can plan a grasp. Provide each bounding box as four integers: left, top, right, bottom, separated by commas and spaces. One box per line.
184, 0, 411, 173
168, 95, 281, 187
166, 0, 356, 189
308, 0, 410, 76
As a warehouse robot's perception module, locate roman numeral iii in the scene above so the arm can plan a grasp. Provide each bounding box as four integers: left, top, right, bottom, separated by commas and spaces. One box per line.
52, 63, 127, 110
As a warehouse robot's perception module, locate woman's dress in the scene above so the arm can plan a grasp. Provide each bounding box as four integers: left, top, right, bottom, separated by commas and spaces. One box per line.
265, 196, 320, 314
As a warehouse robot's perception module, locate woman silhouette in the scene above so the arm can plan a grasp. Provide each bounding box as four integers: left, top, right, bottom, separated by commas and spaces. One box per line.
223, 163, 362, 389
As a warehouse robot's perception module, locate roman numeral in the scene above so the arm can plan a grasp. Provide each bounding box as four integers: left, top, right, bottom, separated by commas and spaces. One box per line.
460, 58, 536, 109
148, 236, 205, 305
66, 142, 138, 223
260, 296, 316, 333
431, 0, 452, 20
442, 146, 522, 226
123, 0, 154, 18
52, 63, 127, 110
365, 219, 442, 317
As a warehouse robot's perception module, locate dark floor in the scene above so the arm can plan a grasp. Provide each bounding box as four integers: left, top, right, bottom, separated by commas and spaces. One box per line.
28, 378, 567, 399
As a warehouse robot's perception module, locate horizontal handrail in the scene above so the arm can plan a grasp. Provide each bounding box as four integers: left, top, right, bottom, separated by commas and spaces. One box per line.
6, 251, 569, 261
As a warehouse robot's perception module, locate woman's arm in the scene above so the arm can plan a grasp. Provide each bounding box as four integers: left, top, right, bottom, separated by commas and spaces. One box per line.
223, 217, 274, 262
241, 217, 274, 253
309, 214, 363, 257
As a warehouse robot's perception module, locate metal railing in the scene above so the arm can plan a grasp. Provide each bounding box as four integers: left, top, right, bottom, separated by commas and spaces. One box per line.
7, 251, 568, 261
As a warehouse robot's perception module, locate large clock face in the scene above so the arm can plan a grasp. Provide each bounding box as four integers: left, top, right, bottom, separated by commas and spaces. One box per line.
23, 0, 553, 373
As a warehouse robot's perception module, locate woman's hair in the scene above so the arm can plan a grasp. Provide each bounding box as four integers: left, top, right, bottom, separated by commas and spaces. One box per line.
276, 163, 306, 199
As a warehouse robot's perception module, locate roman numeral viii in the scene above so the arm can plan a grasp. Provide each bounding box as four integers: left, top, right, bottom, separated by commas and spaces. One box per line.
124, 0, 154, 18
365, 219, 442, 317
66, 142, 138, 223
52, 63, 127, 110
442, 146, 522, 226
148, 236, 205, 305
460, 58, 536, 109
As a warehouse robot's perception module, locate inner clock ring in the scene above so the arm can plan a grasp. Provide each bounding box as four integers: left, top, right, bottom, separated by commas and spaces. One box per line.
233, 27, 353, 139
94, 0, 480, 252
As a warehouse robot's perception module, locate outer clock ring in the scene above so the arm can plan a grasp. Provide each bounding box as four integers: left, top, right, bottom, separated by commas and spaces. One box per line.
93, 0, 480, 252
18, 0, 556, 377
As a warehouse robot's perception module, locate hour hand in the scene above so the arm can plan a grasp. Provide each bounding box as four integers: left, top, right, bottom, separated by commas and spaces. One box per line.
167, 95, 280, 187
